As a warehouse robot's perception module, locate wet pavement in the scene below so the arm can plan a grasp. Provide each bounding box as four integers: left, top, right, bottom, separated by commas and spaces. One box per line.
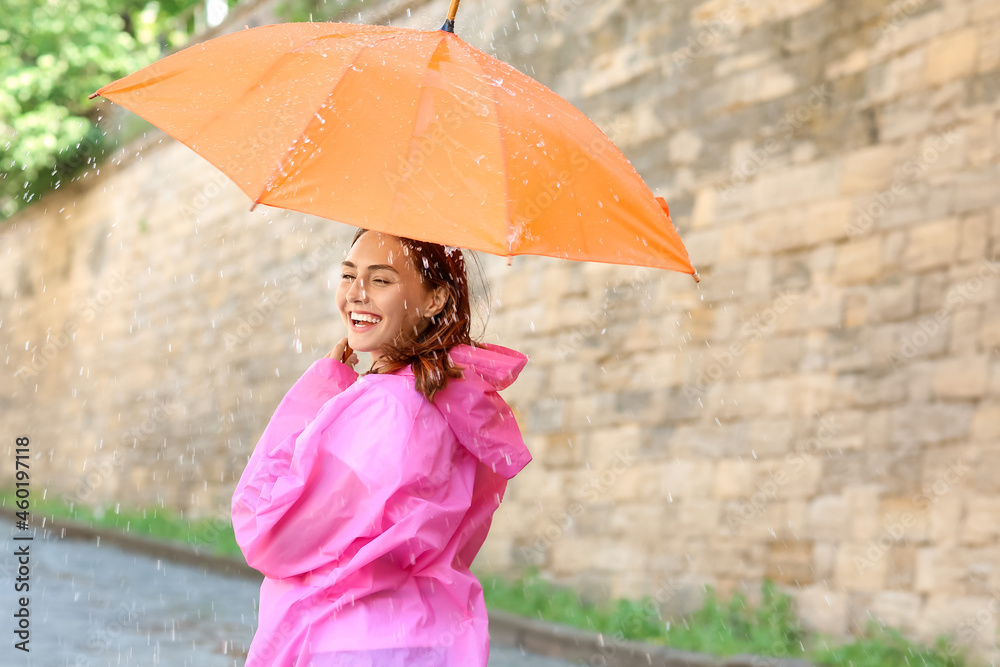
0, 520, 582, 666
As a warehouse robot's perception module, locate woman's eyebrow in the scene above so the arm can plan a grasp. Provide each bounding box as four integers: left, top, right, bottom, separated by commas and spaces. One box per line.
341, 261, 399, 274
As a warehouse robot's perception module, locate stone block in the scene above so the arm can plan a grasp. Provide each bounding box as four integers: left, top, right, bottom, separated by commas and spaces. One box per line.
869, 591, 923, 634
843, 292, 867, 327
746, 419, 795, 457
949, 306, 982, 355
836, 542, 888, 592
932, 355, 991, 399
585, 426, 643, 471
928, 495, 963, 544
982, 308, 1000, 350
847, 485, 883, 541
751, 161, 842, 217
764, 454, 823, 499
870, 320, 948, 369
804, 495, 851, 541
660, 459, 717, 501
832, 237, 882, 285
677, 500, 722, 537
959, 212, 991, 262
971, 402, 1000, 440
845, 144, 903, 196
953, 166, 1000, 215
871, 49, 928, 103
866, 276, 917, 323
902, 218, 960, 271
962, 498, 1000, 546
891, 402, 974, 445
714, 458, 758, 499
926, 28, 980, 86
794, 585, 849, 636
542, 432, 586, 468
765, 541, 814, 585
886, 545, 918, 590
917, 594, 1000, 647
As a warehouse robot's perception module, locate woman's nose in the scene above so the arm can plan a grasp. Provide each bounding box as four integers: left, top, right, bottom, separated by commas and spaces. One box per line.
346, 277, 366, 301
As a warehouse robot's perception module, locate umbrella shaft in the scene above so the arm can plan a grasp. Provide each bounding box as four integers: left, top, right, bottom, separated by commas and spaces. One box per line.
447, 0, 461, 22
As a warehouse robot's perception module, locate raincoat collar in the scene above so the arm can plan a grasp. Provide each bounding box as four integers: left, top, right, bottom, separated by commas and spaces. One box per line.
387, 343, 527, 390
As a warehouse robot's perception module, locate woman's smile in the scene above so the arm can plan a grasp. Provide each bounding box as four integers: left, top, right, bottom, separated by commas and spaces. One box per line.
348, 310, 383, 332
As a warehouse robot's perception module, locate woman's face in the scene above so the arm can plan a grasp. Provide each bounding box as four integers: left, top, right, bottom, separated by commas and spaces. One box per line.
336, 232, 444, 362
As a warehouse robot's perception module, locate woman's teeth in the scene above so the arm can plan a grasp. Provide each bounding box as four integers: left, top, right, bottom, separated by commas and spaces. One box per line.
351, 313, 382, 325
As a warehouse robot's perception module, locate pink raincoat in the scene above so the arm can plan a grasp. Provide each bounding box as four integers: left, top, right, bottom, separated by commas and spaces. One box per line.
231, 343, 531, 666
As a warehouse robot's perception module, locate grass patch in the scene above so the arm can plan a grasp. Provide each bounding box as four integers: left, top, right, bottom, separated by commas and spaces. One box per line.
480, 568, 969, 667
0, 490, 240, 558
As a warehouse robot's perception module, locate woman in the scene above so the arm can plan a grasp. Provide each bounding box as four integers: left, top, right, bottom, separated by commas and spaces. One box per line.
231, 228, 532, 666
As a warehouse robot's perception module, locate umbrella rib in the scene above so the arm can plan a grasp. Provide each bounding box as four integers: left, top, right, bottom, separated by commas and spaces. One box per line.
254, 32, 402, 205
386, 32, 460, 238
466, 50, 514, 257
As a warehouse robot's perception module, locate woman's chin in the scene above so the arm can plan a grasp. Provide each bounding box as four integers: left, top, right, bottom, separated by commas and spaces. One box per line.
345, 335, 379, 354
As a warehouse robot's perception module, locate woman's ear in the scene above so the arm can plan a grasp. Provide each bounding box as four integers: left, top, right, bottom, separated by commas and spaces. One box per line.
426, 286, 449, 318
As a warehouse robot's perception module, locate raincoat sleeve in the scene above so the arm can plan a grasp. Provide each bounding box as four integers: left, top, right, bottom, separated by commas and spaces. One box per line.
232, 376, 458, 580
231, 357, 362, 575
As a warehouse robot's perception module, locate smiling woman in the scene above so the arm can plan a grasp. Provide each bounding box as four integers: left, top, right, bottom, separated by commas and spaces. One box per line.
231, 228, 532, 667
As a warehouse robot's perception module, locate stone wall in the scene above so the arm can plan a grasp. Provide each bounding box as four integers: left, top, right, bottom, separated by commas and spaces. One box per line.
2, 0, 1000, 660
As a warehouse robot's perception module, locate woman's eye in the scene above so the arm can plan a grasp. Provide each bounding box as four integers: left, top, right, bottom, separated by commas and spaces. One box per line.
372, 278, 390, 286
341, 273, 355, 281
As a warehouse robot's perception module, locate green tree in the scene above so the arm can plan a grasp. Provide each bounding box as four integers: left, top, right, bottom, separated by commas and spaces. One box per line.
0, 0, 239, 220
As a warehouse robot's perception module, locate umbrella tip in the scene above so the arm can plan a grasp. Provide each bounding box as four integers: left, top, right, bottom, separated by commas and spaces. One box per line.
692, 271, 700, 283
439, 19, 455, 33
88, 91, 99, 100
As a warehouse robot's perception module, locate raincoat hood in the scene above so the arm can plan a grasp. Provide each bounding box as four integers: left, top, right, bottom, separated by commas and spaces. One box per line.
394, 343, 530, 479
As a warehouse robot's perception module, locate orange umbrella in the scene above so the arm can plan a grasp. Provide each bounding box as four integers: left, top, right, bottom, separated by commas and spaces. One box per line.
89, 0, 697, 277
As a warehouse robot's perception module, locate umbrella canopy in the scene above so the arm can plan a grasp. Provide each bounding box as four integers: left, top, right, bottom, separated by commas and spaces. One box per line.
89, 18, 697, 276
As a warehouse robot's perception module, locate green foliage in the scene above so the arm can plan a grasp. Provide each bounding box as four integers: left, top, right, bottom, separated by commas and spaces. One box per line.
0, 488, 241, 557
815, 622, 965, 667
273, 0, 365, 23
0, 0, 241, 220
479, 568, 971, 667
663, 581, 806, 657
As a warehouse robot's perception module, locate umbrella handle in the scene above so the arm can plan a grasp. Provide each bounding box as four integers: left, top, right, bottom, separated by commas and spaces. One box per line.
440, 0, 461, 32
